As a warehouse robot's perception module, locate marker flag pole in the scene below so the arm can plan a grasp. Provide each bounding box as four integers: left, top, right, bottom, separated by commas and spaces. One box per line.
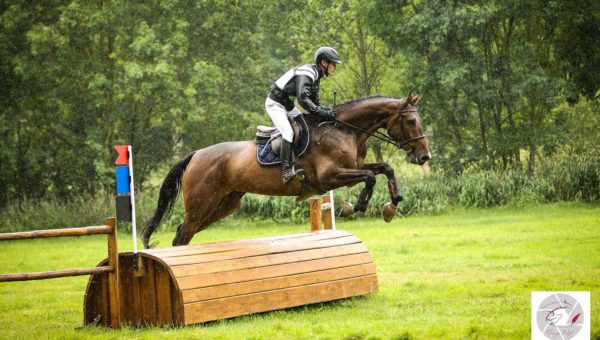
127, 146, 138, 256
114, 145, 138, 270
330, 91, 337, 230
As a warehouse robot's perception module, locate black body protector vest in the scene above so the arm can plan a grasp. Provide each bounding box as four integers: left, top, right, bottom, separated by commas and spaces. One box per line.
268, 64, 325, 114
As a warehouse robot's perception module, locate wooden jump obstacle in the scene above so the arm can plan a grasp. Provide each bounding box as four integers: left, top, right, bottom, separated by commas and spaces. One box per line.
83, 195, 377, 327
0, 218, 122, 328
84, 229, 377, 327
310, 193, 335, 231
0, 195, 377, 328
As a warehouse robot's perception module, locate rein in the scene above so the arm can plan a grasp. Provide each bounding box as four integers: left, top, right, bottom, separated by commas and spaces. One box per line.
317, 108, 427, 151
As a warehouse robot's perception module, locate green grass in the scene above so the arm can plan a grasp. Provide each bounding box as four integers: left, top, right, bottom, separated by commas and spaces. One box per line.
0, 202, 599, 339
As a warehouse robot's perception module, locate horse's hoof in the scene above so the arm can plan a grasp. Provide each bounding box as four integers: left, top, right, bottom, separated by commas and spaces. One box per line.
339, 202, 355, 218
382, 202, 397, 223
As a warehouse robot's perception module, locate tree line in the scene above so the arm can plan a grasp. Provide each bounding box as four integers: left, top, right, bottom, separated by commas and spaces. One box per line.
1, 0, 598, 208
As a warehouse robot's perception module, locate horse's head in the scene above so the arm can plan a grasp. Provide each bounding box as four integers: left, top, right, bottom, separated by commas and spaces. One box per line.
386, 94, 431, 165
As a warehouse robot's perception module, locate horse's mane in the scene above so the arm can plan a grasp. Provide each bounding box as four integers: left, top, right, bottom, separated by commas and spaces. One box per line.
334, 95, 394, 111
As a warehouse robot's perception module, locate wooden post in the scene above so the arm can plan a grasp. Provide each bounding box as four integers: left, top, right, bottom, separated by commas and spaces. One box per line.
322, 194, 333, 230
309, 198, 322, 231
106, 217, 121, 328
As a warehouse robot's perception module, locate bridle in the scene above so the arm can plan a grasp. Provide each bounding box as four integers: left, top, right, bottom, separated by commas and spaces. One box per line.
384, 107, 428, 151
318, 105, 427, 152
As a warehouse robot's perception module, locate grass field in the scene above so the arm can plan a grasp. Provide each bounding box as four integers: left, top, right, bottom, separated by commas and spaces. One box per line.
0, 202, 598, 339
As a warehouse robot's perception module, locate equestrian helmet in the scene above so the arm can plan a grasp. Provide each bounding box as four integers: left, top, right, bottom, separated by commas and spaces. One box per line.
315, 47, 342, 64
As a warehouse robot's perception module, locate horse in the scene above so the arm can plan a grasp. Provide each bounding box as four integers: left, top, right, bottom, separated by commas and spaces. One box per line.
142, 93, 431, 248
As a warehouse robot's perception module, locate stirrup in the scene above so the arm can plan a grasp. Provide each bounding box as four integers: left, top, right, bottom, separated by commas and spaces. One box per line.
282, 168, 296, 184
282, 165, 304, 184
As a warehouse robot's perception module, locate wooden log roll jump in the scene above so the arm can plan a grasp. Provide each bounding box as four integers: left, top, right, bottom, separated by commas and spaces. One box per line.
84, 195, 378, 327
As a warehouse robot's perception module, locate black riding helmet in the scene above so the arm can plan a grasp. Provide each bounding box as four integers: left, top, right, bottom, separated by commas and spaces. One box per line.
314, 47, 342, 64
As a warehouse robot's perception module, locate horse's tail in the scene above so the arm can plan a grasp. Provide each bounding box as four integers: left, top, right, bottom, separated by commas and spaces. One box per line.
142, 152, 195, 248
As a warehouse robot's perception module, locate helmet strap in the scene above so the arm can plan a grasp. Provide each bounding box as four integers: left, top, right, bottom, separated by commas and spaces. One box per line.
320, 61, 330, 77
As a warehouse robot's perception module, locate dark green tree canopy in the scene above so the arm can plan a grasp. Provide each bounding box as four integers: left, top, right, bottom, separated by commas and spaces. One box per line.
1, 0, 598, 207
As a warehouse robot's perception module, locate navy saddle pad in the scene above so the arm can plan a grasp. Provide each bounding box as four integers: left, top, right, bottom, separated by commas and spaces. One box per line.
256, 114, 310, 166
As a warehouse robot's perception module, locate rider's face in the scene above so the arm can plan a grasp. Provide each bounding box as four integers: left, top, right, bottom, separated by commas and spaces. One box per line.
327, 62, 337, 75
321, 60, 337, 76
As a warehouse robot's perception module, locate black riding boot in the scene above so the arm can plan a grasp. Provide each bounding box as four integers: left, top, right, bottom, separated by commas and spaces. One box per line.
281, 140, 303, 184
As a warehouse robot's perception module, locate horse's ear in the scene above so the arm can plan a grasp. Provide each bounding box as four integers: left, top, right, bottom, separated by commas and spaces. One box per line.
404, 91, 413, 107
411, 94, 421, 105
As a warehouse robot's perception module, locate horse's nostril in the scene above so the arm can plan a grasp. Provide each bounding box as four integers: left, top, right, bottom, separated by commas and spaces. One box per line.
421, 154, 431, 162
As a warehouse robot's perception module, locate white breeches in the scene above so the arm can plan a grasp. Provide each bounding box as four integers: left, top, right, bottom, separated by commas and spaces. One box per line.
265, 97, 301, 143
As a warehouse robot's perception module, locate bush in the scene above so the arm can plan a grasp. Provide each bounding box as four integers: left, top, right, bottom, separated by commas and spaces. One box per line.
0, 194, 112, 233
538, 146, 600, 202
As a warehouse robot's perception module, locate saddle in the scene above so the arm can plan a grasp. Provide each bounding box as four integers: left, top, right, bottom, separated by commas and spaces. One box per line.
255, 114, 310, 166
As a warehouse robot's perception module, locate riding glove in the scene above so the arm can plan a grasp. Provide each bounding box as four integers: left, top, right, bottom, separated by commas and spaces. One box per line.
317, 107, 337, 121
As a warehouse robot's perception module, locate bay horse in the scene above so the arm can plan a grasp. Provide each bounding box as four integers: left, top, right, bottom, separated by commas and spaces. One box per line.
142, 93, 431, 248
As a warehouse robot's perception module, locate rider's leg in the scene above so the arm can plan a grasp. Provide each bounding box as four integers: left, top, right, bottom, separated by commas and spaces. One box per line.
265, 97, 302, 183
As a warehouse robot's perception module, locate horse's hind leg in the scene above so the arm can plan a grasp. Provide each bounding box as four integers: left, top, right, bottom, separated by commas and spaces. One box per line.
173, 223, 184, 245
172, 191, 245, 246
194, 191, 246, 233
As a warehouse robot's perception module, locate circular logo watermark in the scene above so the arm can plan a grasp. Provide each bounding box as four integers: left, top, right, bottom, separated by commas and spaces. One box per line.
534, 293, 585, 340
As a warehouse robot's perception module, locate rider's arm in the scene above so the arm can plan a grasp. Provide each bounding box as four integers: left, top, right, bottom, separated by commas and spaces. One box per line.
296, 75, 321, 115
296, 75, 335, 122
310, 83, 322, 108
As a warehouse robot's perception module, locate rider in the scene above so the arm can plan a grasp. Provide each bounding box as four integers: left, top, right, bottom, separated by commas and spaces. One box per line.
265, 46, 342, 184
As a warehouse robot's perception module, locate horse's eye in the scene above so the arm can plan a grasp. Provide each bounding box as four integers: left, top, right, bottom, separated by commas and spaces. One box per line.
407, 119, 417, 126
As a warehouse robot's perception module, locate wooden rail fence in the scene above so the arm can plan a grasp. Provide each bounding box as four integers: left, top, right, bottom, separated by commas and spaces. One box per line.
0, 217, 121, 328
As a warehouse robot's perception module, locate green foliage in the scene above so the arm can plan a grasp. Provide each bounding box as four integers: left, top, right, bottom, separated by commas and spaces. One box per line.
367, 0, 600, 174
538, 146, 600, 202
0, 194, 112, 233
0, 1, 598, 214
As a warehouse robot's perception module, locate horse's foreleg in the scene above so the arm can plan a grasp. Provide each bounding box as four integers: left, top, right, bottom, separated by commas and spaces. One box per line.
363, 163, 403, 205
326, 169, 376, 213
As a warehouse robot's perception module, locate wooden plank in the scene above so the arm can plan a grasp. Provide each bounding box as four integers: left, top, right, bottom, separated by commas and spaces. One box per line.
171, 243, 368, 278
145, 230, 351, 258
171, 279, 185, 325
181, 263, 377, 303
0, 225, 113, 240
83, 274, 102, 325
139, 257, 157, 325
162, 235, 362, 267
0, 266, 113, 282
155, 262, 173, 325
100, 273, 110, 327
183, 275, 378, 324
119, 257, 136, 325
144, 230, 345, 255
105, 217, 120, 328
162, 235, 361, 266
131, 277, 143, 326
323, 194, 333, 230
176, 252, 374, 290
310, 198, 323, 231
